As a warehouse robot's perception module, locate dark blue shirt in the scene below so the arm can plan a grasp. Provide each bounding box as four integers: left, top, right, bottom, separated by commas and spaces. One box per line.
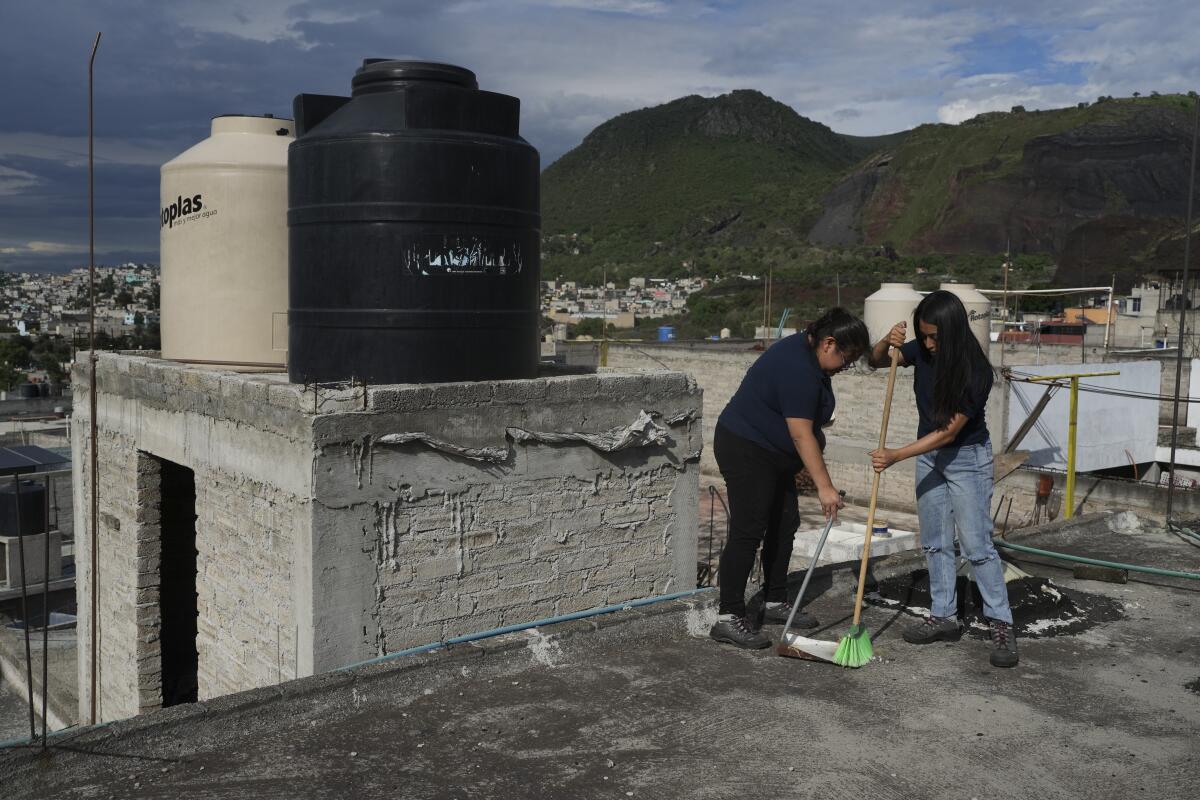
899, 339, 992, 447
717, 333, 834, 461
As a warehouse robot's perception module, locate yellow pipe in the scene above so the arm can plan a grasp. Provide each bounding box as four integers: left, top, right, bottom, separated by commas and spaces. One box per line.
1026, 371, 1120, 382
1066, 377, 1078, 519
1023, 370, 1120, 519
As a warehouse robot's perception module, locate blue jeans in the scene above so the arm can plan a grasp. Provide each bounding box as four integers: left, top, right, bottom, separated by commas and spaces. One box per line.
914, 440, 1013, 624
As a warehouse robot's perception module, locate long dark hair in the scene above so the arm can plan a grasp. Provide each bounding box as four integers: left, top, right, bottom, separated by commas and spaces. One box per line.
913, 291, 991, 428
806, 307, 870, 362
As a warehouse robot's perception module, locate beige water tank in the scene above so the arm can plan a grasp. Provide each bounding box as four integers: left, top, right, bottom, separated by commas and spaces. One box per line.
160, 115, 294, 368
939, 282, 991, 351
863, 283, 922, 346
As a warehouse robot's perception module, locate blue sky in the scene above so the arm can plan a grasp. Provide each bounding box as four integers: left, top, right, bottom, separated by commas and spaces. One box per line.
1, 0, 1196, 272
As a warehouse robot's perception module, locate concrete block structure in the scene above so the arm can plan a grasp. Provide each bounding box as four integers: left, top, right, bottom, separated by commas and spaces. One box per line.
71, 353, 701, 723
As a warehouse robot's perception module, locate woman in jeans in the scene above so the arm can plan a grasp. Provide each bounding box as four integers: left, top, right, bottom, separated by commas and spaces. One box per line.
868, 290, 1018, 668
709, 308, 870, 649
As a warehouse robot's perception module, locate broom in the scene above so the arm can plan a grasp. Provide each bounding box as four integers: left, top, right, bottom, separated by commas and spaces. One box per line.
833, 345, 900, 668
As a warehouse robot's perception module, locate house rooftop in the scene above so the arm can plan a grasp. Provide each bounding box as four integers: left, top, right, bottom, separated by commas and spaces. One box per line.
1, 513, 1197, 798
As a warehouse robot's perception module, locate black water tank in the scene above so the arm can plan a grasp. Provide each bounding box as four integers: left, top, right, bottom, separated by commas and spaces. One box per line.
288, 60, 541, 384
0, 480, 47, 536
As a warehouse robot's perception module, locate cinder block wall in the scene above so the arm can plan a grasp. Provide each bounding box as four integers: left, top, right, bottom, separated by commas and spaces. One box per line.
307, 372, 702, 669
73, 355, 314, 724
73, 354, 701, 722
606, 342, 1008, 476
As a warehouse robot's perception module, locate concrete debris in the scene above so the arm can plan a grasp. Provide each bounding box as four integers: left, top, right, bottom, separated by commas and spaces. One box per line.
507, 410, 667, 452
525, 629, 564, 668
684, 604, 718, 638
370, 410, 668, 464
664, 409, 698, 426
374, 432, 509, 463
1107, 511, 1143, 533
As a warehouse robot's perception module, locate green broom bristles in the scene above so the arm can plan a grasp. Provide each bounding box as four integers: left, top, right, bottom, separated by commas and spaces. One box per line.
832, 623, 873, 668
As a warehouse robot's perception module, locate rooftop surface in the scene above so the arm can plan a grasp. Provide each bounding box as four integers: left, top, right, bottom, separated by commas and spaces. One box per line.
1, 514, 1198, 799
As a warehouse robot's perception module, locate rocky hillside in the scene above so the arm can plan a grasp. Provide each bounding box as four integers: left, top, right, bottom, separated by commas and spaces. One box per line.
541, 90, 878, 285
809, 94, 1200, 288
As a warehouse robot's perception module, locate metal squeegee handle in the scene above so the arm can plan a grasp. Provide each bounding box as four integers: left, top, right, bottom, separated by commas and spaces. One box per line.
780, 490, 846, 633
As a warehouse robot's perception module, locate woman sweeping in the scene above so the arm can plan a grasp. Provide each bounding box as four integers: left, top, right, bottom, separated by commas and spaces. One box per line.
867, 290, 1018, 668
710, 308, 870, 649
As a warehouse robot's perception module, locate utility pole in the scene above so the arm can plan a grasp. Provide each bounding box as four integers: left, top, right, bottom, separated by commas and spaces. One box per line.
767, 267, 773, 340
600, 267, 608, 366
835, 271, 841, 306
1103, 274, 1115, 352
1168, 91, 1200, 521
1001, 241, 1010, 367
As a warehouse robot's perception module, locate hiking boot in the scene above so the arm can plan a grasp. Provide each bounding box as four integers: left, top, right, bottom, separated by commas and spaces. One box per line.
710, 614, 771, 649
761, 601, 819, 629
902, 615, 962, 644
988, 620, 1019, 668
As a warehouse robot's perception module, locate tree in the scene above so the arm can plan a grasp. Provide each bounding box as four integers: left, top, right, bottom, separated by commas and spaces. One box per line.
98, 273, 116, 296
570, 317, 614, 338
114, 288, 133, 307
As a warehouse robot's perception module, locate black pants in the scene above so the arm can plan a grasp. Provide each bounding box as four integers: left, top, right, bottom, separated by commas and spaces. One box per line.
715, 424, 801, 617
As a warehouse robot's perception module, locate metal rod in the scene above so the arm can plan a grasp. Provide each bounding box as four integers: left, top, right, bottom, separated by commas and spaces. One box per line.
1103, 274, 1115, 351
88, 30, 102, 726
41, 476, 50, 749
13, 476, 35, 740
1005, 383, 1056, 453
705, 485, 715, 588
1168, 92, 1200, 522
1065, 377, 1079, 519
1025, 371, 1120, 382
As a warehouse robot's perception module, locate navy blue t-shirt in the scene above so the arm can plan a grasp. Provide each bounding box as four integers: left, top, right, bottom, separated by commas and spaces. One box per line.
717, 333, 834, 460
899, 339, 992, 447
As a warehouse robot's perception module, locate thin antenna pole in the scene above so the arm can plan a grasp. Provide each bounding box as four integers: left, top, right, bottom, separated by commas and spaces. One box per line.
87, 30, 101, 726
1168, 92, 1200, 522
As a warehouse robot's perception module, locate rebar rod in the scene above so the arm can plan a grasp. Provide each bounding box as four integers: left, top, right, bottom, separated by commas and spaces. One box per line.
87, 30, 101, 725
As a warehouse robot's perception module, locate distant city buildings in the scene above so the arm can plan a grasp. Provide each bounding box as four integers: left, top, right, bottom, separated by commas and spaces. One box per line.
541, 276, 706, 329
0, 263, 159, 340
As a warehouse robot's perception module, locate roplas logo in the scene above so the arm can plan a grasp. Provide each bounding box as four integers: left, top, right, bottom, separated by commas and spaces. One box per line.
161, 194, 204, 229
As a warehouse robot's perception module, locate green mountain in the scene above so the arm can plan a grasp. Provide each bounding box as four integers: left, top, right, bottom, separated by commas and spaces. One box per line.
811, 93, 1200, 289
541, 90, 878, 285
542, 90, 1199, 338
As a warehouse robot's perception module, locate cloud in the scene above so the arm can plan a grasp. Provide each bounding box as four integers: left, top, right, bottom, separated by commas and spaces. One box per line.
0, 165, 39, 196
2, 0, 1197, 271
0, 241, 88, 256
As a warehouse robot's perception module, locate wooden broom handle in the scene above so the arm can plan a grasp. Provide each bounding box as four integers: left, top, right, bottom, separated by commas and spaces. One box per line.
851, 346, 900, 626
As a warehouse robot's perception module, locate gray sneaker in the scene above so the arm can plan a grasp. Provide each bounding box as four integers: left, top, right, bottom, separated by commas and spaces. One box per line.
902, 615, 962, 644
710, 614, 771, 649
761, 601, 819, 629
989, 620, 1019, 668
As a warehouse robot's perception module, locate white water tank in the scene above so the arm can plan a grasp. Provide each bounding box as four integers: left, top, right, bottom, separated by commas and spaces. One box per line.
939, 282, 991, 352
160, 115, 294, 368
863, 283, 922, 346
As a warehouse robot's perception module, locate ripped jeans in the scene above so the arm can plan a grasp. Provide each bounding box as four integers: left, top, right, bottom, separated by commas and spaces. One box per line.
914, 440, 1013, 624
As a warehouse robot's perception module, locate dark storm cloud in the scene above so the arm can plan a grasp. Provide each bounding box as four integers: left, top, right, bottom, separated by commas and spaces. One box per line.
2, 1, 1197, 272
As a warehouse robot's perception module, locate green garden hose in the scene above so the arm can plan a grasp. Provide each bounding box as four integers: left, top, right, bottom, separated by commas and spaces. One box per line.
995, 540, 1200, 581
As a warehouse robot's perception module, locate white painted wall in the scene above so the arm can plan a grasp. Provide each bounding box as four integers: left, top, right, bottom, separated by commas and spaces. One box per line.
1008, 360, 1160, 471
1186, 358, 1200, 428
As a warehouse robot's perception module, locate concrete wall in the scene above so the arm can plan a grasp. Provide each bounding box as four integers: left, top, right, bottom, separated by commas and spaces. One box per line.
73, 354, 701, 722
1009, 361, 1161, 471
605, 341, 1007, 479
72, 355, 313, 723
307, 372, 702, 669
